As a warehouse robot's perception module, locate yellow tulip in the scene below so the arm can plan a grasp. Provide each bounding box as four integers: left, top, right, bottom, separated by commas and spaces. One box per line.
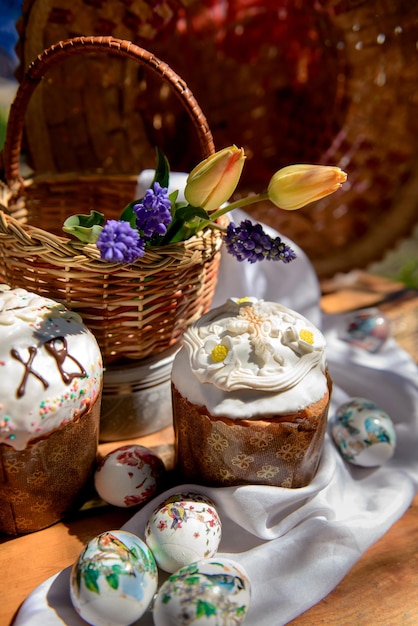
184, 145, 246, 213
267, 164, 347, 211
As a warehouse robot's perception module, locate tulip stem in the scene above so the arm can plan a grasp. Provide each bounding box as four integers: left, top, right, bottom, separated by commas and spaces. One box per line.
199, 191, 269, 230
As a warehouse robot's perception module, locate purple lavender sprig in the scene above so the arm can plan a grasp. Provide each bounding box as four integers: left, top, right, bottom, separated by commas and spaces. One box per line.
133, 182, 172, 239
96, 220, 145, 263
224, 219, 297, 264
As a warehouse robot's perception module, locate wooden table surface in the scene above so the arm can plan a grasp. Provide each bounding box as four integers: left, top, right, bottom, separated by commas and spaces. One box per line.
1, 272, 417, 626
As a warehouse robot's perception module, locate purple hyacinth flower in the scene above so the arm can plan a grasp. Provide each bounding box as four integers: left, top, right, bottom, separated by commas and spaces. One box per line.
133, 182, 173, 239
224, 219, 297, 264
96, 220, 145, 263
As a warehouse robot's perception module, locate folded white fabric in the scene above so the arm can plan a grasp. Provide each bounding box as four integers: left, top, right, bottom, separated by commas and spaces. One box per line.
14, 181, 418, 626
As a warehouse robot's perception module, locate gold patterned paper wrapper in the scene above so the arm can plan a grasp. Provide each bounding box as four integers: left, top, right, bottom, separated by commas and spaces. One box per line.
173, 375, 331, 488
0, 391, 101, 535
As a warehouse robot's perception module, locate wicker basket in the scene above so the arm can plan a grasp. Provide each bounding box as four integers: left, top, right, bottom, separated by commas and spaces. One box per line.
0, 36, 222, 364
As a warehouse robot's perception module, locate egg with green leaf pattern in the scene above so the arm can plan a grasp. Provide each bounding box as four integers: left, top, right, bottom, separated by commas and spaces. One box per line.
70, 529, 157, 626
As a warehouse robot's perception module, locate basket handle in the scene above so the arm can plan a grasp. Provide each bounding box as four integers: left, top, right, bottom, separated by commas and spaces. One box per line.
3, 36, 215, 185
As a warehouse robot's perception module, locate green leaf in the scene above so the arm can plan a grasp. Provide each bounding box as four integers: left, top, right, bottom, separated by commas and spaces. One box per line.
159, 218, 185, 244
169, 190, 179, 207
175, 205, 209, 222
63, 211, 105, 243
84, 568, 100, 594
119, 201, 137, 228
160, 204, 210, 244
106, 572, 119, 590
152, 147, 170, 189
129, 546, 139, 562
196, 599, 217, 618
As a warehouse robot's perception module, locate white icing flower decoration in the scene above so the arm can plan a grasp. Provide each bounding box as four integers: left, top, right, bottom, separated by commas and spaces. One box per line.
204, 335, 234, 369
298, 328, 316, 352
282, 323, 324, 354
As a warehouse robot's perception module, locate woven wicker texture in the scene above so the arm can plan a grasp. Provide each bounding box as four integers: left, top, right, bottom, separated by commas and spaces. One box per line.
0, 37, 222, 364
11, 0, 418, 277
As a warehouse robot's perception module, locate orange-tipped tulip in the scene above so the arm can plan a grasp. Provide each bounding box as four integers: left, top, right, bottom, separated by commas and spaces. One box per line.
184, 145, 246, 213
267, 164, 347, 211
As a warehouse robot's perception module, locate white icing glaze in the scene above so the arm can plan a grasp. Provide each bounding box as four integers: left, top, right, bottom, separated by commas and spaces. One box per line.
172, 297, 328, 418
0, 285, 103, 450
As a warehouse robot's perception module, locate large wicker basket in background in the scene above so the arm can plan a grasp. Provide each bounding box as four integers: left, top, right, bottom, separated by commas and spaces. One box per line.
0, 36, 222, 365
12, 0, 418, 279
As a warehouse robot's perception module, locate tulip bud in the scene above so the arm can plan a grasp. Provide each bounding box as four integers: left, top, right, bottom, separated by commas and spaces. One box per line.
267, 164, 347, 211
184, 145, 246, 213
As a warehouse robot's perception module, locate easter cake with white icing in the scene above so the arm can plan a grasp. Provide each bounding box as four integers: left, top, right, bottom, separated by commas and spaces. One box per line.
0, 285, 103, 534
172, 297, 331, 488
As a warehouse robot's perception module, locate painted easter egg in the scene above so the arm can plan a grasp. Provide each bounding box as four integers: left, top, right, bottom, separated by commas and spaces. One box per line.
70, 530, 158, 626
153, 557, 251, 626
94, 444, 165, 507
145, 492, 222, 573
339, 308, 390, 353
330, 397, 396, 467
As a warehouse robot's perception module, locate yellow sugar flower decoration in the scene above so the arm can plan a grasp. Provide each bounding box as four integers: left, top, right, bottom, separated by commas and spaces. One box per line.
299, 329, 314, 345
211, 344, 229, 363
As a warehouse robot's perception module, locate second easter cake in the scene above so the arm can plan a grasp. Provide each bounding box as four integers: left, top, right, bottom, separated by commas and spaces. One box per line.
171, 297, 331, 488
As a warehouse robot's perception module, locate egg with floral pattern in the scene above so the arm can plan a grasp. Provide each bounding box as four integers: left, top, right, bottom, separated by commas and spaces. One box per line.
153, 557, 251, 626
70, 530, 158, 626
145, 492, 222, 573
338, 308, 390, 353
94, 444, 165, 508
330, 397, 396, 467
